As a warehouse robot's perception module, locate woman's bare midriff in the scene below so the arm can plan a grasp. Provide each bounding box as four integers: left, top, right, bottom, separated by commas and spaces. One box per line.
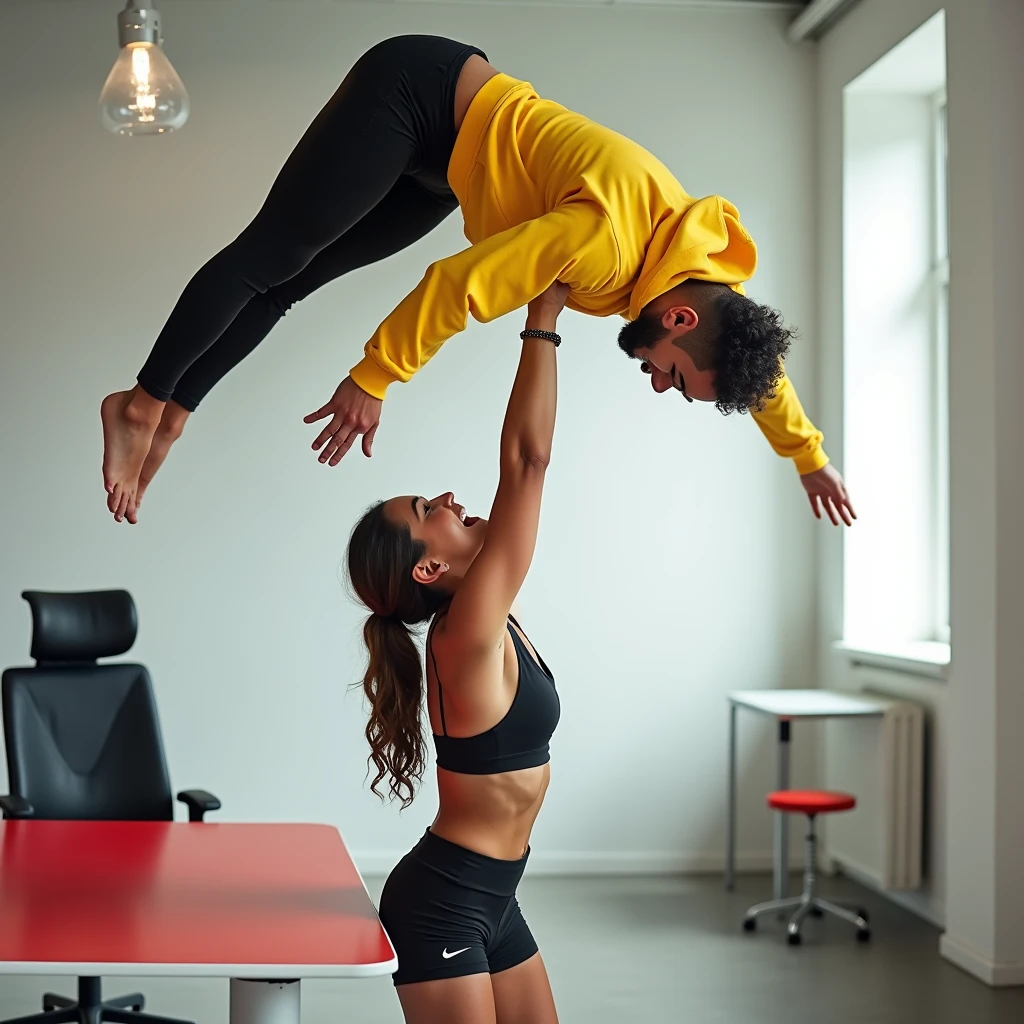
431, 762, 550, 861
454, 54, 500, 134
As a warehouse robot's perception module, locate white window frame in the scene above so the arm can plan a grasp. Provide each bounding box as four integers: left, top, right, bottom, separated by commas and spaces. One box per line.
931, 88, 950, 645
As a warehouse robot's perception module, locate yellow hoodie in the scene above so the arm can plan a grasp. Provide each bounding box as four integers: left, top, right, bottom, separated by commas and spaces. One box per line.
349, 74, 828, 475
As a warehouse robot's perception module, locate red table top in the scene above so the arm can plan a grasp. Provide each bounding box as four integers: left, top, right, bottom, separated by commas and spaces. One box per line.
0, 821, 396, 978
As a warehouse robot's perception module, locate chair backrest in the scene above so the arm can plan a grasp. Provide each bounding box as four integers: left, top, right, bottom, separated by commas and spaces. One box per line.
2, 590, 174, 821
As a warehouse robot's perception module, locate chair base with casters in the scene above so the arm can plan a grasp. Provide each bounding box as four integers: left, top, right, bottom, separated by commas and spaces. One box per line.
1, 977, 193, 1024
742, 790, 872, 946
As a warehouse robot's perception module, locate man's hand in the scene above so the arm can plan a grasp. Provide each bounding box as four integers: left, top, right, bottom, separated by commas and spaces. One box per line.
800, 463, 856, 526
304, 376, 383, 465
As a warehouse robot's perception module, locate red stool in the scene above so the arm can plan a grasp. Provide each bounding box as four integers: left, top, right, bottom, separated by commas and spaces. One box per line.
742, 790, 871, 946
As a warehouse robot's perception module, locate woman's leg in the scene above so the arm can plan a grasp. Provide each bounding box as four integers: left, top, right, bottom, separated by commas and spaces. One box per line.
491, 953, 558, 1024
100, 39, 427, 519
132, 177, 457, 513
397, 976, 497, 1024
484, 894, 557, 1024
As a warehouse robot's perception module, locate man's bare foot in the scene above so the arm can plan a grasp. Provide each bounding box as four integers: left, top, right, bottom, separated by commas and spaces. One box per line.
135, 401, 192, 516
100, 386, 164, 523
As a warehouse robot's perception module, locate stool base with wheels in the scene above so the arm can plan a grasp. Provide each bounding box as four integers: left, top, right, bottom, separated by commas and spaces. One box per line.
742, 790, 871, 946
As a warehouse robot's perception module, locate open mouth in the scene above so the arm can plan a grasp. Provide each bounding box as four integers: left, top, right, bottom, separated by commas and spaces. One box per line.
458, 508, 480, 528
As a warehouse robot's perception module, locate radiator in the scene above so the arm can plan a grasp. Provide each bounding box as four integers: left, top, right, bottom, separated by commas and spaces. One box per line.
823, 695, 924, 890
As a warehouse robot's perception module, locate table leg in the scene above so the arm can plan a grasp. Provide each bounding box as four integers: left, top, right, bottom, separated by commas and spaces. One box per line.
774, 719, 791, 901
726, 702, 737, 890
229, 980, 300, 1024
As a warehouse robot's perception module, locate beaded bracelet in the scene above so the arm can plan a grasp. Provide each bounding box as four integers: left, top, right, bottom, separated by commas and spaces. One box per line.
519, 329, 561, 347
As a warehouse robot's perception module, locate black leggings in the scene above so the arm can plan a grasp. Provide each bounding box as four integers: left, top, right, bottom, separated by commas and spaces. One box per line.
136, 35, 486, 410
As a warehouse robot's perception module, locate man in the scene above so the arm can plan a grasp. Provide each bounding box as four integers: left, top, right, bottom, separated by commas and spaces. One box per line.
100, 36, 853, 526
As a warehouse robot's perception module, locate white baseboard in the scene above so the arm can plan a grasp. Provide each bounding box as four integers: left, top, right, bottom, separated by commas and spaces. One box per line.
940, 934, 1024, 987
825, 851, 945, 928
353, 850, 802, 878
524, 850, 781, 876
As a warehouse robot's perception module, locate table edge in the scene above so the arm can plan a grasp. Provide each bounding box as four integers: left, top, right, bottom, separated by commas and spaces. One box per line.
0, 959, 398, 979
728, 694, 888, 716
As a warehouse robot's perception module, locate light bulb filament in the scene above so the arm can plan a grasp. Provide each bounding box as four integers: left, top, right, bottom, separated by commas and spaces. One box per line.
129, 44, 155, 122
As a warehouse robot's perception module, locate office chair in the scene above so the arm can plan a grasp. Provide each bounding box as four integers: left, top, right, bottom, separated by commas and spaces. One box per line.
1, 590, 221, 1024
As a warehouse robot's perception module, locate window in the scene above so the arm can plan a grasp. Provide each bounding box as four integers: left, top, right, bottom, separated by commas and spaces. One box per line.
841, 11, 949, 663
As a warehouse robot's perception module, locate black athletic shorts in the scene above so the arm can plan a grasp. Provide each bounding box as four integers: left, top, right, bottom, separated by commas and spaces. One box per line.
378, 829, 538, 986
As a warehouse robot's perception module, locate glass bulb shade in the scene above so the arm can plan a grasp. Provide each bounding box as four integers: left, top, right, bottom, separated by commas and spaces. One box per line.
98, 42, 189, 136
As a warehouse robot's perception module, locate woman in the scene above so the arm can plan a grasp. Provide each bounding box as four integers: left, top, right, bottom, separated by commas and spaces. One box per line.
346, 282, 567, 1024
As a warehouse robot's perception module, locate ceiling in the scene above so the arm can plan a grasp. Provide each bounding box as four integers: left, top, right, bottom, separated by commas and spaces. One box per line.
0, 0, 809, 5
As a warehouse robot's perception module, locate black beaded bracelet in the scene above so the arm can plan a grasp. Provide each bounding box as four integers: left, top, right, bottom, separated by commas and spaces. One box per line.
520, 329, 561, 347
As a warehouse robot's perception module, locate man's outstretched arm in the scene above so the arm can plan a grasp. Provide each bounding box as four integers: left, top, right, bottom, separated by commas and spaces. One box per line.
751, 373, 856, 526
304, 204, 614, 464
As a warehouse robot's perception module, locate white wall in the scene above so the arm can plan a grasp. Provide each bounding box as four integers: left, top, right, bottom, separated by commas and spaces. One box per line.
0, 0, 819, 875
816, 0, 1024, 985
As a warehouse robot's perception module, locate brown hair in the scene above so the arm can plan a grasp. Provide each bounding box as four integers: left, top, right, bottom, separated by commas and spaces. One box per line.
346, 501, 448, 809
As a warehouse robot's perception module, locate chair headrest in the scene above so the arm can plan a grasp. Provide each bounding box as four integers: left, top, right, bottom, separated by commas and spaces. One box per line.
22, 590, 137, 663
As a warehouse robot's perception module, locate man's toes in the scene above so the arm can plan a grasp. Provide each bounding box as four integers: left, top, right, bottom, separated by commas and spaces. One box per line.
115, 488, 131, 522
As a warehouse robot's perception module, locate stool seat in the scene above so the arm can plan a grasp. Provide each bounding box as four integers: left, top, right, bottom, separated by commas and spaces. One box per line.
768, 790, 856, 815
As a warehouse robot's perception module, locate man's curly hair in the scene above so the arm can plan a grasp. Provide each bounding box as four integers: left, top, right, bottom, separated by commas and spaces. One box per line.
710, 291, 795, 414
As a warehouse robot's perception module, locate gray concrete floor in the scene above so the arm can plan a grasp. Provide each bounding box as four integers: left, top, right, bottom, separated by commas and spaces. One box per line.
1, 873, 1022, 1023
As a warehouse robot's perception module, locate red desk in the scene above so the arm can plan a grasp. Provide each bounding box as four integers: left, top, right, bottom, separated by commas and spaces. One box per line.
0, 821, 396, 1024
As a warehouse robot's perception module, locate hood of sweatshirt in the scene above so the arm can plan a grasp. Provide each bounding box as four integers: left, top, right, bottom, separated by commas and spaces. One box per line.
627, 194, 758, 319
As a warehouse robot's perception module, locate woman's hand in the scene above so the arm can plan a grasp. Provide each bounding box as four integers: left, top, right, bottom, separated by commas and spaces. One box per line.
527, 281, 570, 324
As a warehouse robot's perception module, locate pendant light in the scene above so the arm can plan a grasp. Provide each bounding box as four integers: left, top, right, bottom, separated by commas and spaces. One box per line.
98, 2, 189, 136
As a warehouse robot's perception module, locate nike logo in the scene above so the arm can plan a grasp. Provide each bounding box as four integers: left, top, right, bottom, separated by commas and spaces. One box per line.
442, 947, 471, 959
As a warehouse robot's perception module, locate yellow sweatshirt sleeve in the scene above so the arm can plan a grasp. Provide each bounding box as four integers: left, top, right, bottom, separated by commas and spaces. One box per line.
750, 372, 830, 475
349, 204, 614, 399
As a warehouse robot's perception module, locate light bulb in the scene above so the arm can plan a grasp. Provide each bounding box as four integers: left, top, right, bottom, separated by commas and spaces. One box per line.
98, 4, 189, 136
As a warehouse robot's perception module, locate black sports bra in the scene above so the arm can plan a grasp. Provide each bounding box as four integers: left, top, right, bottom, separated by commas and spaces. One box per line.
428, 614, 560, 775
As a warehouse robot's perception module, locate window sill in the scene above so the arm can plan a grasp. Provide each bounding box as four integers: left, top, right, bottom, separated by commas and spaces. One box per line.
833, 640, 950, 680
